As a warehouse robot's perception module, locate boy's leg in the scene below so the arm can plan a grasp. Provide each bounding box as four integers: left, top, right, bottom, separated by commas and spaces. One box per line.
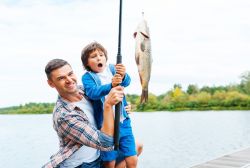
115, 161, 126, 168
135, 141, 143, 156
103, 160, 116, 168
119, 118, 138, 168
125, 155, 138, 168
101, 150, 118, 168
115, 141, 143, 168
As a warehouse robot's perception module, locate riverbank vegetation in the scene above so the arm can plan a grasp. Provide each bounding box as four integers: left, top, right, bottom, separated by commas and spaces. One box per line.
129, 71, 250, 111
1, 72, 250, 114
0, 103, 54, 114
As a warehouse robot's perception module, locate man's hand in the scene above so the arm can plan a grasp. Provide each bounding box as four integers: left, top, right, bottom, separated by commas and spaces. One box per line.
105, 86, 124, 106
112, 74, 123, 87
115, 64, 126, 79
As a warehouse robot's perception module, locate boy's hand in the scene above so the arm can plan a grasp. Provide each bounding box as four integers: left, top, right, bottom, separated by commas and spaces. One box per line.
112, 74, 123, 87
125, 102, 132, 114
115, 64, 126, 79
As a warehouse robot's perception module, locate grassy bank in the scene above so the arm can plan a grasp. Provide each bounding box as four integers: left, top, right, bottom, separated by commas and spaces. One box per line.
0, 103, 54, 114
1, 101, 250, 114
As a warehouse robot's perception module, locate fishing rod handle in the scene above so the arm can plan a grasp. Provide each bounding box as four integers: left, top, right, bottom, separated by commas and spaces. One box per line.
114, 102, 121, 150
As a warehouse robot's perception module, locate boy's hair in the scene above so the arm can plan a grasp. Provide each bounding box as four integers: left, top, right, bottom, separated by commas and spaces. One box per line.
45, 59, 70, 79
81, 41, 108, 71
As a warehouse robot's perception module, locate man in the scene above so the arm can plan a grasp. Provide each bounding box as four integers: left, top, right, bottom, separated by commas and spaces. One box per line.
42, 59, 124, 168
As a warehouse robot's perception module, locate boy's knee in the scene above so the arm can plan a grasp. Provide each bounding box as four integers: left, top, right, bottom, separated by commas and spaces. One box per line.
103, 160, 116, 168
125, 155, 138, 167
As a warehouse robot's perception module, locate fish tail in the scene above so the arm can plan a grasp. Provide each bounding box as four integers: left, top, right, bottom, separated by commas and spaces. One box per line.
140, 89, 148, 104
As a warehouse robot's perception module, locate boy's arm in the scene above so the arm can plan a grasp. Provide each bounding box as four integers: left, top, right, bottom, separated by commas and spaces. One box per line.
82, 73, 112, 100
121, 73, 131, 87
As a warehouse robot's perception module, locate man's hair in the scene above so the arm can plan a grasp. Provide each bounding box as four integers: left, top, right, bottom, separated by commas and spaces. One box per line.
81, 41, 108, 71
45, 59, 70, 79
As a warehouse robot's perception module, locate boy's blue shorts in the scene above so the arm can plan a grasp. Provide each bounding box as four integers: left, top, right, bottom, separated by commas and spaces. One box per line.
101, 118, 137, 162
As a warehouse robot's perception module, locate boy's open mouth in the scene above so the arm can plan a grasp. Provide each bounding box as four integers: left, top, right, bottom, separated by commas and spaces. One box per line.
98, 63, 103, 67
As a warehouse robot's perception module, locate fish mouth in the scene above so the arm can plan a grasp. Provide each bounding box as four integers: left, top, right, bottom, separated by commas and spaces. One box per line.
140, 32, 149, 39
97, 63, 103, 67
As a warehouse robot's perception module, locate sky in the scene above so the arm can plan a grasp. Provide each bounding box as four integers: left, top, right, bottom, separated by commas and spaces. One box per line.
0, 0, 250, 108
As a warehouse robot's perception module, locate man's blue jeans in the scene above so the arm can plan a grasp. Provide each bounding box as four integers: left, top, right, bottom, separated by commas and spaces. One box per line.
75, 157, 102, 168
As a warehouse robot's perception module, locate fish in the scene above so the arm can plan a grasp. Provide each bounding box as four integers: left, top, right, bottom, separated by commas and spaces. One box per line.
133, 16, 152, 104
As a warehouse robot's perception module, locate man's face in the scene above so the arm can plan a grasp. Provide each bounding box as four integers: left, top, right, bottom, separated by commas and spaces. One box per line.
87, 49, 107, 73
47, 64, 78, 97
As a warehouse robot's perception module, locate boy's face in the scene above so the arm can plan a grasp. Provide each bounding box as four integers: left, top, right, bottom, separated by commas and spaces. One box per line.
87, 49, 107, 73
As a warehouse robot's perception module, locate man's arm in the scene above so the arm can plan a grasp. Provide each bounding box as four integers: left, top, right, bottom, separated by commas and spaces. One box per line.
58, 115, 113, 151
58, 86, 124, 151
101, 86, 124, 135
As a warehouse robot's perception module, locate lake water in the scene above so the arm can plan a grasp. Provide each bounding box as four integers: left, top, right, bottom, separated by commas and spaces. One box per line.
1, 111, 250, 168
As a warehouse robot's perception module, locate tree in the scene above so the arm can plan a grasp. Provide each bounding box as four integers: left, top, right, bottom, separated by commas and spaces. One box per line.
171, 86, 184, 98
200, 86, 211, 93
240, 71, 250, 95
173, 83, 182, 89
187, 84, 199, 95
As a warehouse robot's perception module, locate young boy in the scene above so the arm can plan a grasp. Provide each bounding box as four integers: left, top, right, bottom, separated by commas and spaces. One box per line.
81, 42, 138, 168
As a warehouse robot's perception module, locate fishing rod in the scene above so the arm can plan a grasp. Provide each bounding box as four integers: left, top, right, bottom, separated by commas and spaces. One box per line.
114, 0, 123, 151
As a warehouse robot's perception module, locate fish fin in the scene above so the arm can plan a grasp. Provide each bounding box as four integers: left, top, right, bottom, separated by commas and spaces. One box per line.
135, 54, 140, 65
140, 42, 145, 52
140, 90, 148, 104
